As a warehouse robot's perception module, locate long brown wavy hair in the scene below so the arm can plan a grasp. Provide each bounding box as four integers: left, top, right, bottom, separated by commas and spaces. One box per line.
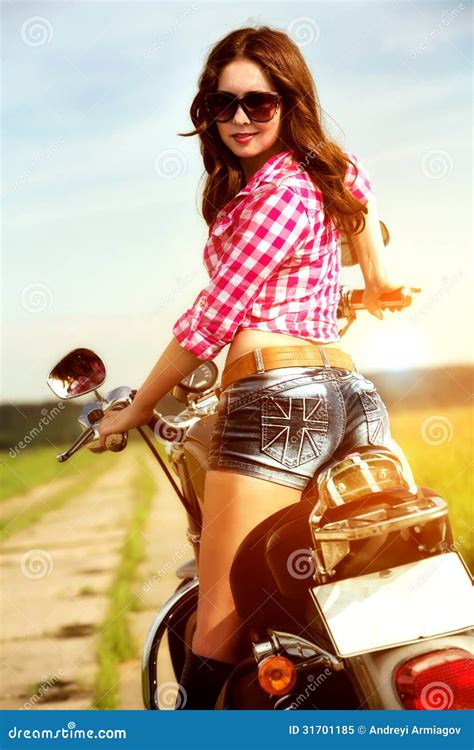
179, 25, 369, 236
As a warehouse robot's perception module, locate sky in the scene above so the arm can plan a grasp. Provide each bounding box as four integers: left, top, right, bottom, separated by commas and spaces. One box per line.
2, 0, 472, 402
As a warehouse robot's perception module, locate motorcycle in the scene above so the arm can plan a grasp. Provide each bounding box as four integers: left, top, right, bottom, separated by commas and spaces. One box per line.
47, 273, 474, 711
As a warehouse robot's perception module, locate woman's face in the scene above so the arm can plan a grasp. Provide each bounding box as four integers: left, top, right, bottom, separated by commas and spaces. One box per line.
215, 58, 283, 168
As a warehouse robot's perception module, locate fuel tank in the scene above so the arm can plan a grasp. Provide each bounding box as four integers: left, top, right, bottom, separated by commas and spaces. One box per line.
182, 413, 217, 505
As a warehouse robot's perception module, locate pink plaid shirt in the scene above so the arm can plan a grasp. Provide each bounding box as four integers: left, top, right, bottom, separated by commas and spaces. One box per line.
172, 149, 374, 360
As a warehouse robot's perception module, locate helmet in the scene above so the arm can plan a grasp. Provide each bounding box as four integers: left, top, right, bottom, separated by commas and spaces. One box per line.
309, 447, 449, 582
315, 446, 418, 517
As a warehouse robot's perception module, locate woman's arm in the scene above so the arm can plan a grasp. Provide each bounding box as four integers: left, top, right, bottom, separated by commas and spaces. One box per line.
97, 336, 204, 445
346, 195, 402, 319
132, 335, 205, 413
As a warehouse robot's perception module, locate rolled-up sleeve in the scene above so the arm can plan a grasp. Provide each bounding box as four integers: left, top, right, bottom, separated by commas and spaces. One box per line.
343, 151, 375, 205
172, 184, 310, 360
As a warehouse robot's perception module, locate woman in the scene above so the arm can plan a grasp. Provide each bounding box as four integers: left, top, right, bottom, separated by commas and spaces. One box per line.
99, 26, 414, 709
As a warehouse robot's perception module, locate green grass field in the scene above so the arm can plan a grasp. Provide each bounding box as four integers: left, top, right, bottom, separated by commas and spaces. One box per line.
0, 444, 120, 540
390, 405, 473, 570
0, 444, 118, 502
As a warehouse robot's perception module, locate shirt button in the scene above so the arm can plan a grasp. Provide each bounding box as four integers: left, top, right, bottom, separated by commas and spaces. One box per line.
197, 296, 206, 308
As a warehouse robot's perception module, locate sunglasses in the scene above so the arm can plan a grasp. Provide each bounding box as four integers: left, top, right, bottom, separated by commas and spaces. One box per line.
204, 90, 282, 123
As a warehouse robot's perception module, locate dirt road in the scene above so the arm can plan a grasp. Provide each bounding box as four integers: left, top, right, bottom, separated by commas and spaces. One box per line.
0, 447, 188, 710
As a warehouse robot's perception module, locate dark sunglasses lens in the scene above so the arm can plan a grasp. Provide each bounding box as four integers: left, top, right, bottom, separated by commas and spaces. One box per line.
243, 93, 278, 121
206, 94, 236, 122
205, 92, 279, 122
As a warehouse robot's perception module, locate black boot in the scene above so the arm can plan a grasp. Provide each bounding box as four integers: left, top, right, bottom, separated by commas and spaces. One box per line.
175, 649, 234, 710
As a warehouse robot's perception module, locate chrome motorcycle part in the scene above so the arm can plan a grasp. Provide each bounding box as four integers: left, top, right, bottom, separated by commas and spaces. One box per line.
47, 347, 106, 399
142, 578, 199, 710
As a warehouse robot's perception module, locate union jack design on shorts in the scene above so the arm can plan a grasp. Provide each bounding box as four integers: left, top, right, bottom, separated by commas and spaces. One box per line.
260, 395, 329, 469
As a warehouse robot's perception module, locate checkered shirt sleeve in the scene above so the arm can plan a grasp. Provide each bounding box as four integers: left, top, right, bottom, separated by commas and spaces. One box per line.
343, 151, 375, 205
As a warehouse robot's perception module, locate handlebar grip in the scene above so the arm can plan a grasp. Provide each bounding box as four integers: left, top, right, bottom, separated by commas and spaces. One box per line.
350, 286, 421, 309
104, 433, 128, 452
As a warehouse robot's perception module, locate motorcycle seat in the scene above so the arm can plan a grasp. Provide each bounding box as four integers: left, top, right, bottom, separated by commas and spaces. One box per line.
229, 498, 314, 627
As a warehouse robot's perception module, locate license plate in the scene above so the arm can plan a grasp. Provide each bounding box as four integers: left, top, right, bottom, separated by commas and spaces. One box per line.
310, 552, 474, 657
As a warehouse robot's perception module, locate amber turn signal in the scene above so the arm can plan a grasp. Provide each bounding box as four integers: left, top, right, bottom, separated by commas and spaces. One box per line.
258, 655, 297, 696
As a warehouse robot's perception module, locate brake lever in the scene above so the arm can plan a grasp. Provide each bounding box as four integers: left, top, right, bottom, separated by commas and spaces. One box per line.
56, 426, 96, 463
58, 397, 132, 463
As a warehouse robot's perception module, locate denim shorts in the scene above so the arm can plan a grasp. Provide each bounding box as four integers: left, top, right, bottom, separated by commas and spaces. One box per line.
207, 364, 394, 491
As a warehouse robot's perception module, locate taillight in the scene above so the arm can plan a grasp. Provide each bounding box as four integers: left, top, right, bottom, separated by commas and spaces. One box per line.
258, 655, 297, 696
395, 649, 474, 709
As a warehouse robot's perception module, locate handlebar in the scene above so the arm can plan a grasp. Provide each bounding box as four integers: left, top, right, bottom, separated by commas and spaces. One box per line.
342, 286, 421, 310
337, 286, 421, 335
102, 408, 165, 453
104, 433, 128, 452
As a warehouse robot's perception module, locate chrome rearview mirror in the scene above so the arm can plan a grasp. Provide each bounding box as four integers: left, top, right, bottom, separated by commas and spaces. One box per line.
47, 348, 106, 399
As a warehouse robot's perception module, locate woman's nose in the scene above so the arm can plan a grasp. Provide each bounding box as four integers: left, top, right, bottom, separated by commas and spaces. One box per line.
232, 103, 251, 126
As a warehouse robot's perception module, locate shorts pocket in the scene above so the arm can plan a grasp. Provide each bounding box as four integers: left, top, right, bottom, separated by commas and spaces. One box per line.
260, 394, 329, 469
358, 387, 389, 445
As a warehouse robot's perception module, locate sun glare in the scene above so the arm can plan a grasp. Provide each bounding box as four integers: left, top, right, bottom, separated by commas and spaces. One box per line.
360, 324, 427, 371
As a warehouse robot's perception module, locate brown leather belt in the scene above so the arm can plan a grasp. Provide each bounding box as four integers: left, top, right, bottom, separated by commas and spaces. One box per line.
220, 345, 357, 392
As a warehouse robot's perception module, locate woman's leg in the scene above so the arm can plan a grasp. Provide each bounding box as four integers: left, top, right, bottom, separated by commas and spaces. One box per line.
192, 468, 302, 662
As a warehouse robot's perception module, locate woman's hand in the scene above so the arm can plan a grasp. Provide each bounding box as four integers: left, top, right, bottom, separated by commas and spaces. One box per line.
362, 279, 405, 319
98, 403, 153, 449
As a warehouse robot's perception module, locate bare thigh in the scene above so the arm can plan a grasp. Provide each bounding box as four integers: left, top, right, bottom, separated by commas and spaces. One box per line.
192, 469, 302, 662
